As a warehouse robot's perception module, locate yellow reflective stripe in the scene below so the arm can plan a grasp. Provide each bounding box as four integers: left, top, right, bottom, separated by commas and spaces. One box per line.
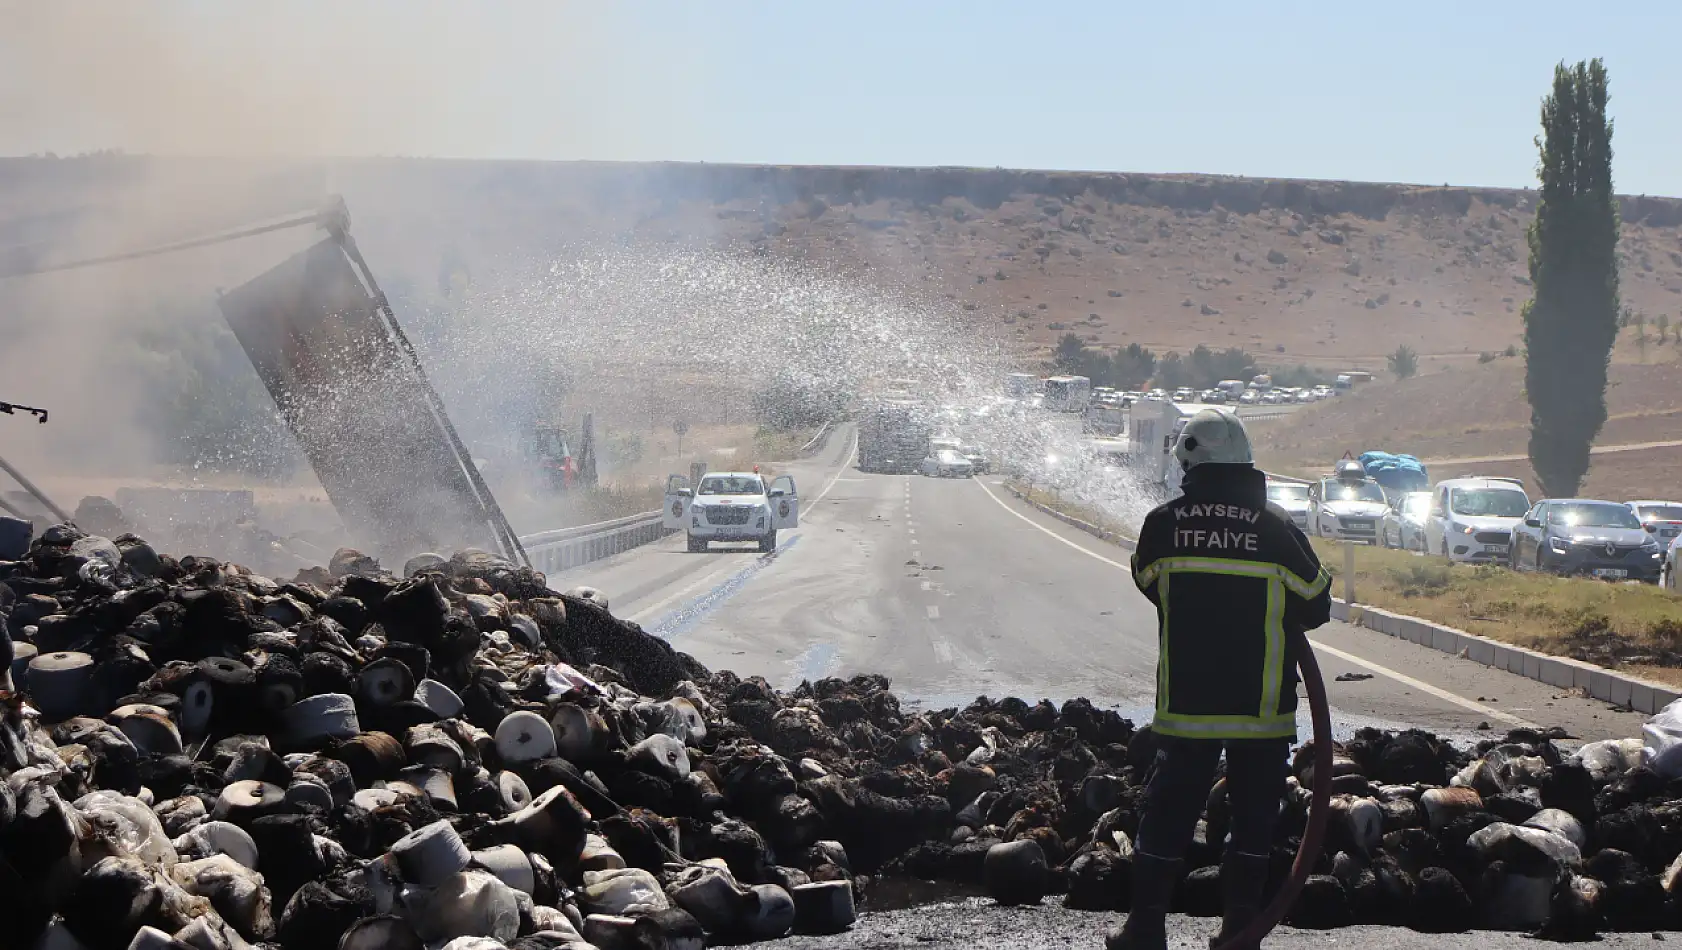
1154, 555, 1329, 601
1154, 556, 1283, 581
1153, 712, 1297, 739
1158, 571, 1172, 710
1135, 557, 1161, 591
1284, 565, 1331, 599
1260, 577, 1285, 719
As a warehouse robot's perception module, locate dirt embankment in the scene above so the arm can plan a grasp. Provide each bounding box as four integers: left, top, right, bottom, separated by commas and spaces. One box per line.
1253, 359, 1682, 500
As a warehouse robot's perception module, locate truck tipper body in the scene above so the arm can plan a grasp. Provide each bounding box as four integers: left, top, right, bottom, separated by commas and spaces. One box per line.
859, 398, 932, 474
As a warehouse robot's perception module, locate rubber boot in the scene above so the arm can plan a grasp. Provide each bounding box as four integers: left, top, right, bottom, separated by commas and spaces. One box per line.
1208, 852, 1272, 950
1105, 854, 1182, 950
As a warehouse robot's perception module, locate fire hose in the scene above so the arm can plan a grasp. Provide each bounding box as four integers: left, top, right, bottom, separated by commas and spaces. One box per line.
1201, 629, 1334, 950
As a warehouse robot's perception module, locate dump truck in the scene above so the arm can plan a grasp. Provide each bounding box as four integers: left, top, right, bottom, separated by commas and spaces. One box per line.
858, 398, 932, 474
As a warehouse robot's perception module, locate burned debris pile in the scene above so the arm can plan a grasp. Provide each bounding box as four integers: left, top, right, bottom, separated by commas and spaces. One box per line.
0, 520, 1680, 948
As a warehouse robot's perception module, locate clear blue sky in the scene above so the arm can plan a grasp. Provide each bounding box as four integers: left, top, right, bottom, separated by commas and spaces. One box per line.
4, 1, 1680, 195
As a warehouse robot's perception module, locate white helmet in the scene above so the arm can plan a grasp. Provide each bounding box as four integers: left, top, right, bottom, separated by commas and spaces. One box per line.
1173, 409, 1253, 470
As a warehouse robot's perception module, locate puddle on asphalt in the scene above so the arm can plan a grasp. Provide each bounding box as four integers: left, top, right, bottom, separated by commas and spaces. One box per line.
864, 877, 989, 911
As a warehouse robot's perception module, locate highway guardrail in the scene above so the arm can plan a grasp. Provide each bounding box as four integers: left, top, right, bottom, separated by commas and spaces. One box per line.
520, 510, 673, 576
799, 420, 837, 456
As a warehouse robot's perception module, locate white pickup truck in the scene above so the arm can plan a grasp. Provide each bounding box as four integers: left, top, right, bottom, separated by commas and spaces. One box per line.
663, 470, 800, 553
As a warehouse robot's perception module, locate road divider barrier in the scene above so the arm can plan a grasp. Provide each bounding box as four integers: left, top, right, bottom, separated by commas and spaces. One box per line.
519, 511, 674, 576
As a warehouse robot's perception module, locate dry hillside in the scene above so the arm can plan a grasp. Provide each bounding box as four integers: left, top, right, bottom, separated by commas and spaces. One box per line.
1253, 357, 1682, 501
4, 157, 1682, 370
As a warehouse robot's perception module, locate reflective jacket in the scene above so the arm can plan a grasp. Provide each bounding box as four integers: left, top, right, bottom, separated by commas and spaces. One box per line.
1131, 463, 1331, 740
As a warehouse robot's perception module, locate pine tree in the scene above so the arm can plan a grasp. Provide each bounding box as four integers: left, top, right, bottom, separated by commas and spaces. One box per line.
1524, 59, 1620, 497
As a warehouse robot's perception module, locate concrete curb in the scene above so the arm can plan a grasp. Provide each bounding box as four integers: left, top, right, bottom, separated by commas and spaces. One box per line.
1002, 481, 1679, 719
1331, 599, 1680, 716
1003, 484, 1137, 551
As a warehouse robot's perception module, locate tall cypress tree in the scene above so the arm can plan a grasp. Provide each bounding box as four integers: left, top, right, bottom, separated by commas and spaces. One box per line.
1524, 59, 1620, 497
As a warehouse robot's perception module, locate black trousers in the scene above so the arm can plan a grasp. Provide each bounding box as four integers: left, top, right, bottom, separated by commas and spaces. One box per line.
1135, 736, 1290, 861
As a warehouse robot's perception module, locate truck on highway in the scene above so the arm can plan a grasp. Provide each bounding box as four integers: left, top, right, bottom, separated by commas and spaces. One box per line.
1042, 375, 1092, 412
858, 398, 933, 474
1006, 373, 1041, 398
1215, 379, 1247, 399
1130, 399, 1221, 497
663, 469, 799, 553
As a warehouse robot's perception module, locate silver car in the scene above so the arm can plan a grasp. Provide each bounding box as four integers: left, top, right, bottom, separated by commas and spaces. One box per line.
1265, 480, 1312, 532
919, 448, 975, 478
1381, 491, 1433, 551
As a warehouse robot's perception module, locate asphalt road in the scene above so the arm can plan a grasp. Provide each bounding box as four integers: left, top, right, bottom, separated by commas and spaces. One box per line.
560, 423, 1646, 745
756, 897, 1671, 950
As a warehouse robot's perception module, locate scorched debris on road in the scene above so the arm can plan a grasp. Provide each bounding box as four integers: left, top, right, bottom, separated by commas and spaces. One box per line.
0, 518, 1680, 949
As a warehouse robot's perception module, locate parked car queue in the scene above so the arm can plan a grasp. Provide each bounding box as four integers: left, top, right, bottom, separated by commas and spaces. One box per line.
1271, 470, 1682, 586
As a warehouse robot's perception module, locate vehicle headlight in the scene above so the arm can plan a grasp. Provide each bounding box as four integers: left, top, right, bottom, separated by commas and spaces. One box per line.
1454, 523, 1475, 535
1548, 536, 1570, 553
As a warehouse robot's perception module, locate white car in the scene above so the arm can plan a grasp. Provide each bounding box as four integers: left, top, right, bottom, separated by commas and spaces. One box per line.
1261, 391, 1285, 405
1665, 535, 1682, 590
1265, 480, 1312, 532
663, 471, 799, 553
1238, 389, 1260, 405
1309, 473, 1389, 543
1423, 477, 1532, 563
1628, 500, 1682, 546
920, 448, 975, 478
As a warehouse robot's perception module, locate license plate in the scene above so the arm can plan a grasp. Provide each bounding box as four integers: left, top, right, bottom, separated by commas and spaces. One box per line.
1593, 568, 1629, 579
1483, 544, 1508, 554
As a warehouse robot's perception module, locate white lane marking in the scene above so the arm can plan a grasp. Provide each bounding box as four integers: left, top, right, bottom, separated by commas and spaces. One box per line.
973, 478, 1130, 568
921, 581, 932, 591
927, 605, 940, 620
908, 528, 916, 536
1307, 640, 1534, 727
971, 478, 1535, 726
932, 640, 953, 663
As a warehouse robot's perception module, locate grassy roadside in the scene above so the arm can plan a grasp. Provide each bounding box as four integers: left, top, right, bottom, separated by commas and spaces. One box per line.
1313, 538, 1682, 687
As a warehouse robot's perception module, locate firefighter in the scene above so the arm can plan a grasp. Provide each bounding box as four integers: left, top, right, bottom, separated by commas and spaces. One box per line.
1107, 409, 1331, 950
